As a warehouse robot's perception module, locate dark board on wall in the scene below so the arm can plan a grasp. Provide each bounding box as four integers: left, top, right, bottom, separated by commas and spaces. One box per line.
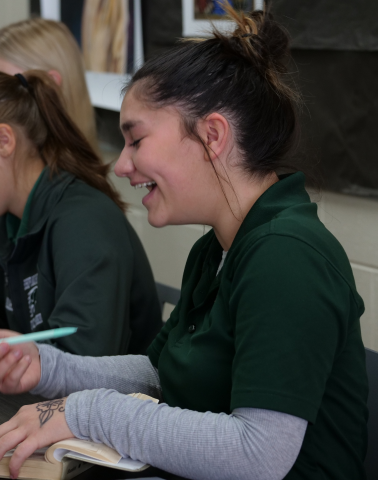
142, 0, 378, 198
141, 0, 182, 60
290, 49, 378, 196
271, 0, 378, 196
31, 0, 85, 46
270, 0, 378, 51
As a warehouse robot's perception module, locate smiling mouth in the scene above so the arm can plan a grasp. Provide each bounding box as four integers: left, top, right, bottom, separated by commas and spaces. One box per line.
134, 181, 157, 191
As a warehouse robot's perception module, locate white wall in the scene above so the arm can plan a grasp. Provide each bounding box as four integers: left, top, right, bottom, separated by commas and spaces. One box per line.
107, 151, 378, 351
0, 0, 29, 29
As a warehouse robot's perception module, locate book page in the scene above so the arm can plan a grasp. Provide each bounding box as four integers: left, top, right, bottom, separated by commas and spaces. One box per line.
64, 452, 149, 472
128, 393, 159, 403
46, 439, 121, 465
4, 447, 47, 458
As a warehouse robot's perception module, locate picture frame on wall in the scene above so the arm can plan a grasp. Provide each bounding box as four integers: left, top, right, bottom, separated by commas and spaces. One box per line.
182, 0, 264, 37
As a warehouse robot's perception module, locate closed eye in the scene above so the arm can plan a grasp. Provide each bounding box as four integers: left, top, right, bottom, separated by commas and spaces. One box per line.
130, 139, 141, 147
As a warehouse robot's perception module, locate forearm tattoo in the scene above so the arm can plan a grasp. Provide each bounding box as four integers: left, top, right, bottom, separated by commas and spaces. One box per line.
36, 399, 65, 427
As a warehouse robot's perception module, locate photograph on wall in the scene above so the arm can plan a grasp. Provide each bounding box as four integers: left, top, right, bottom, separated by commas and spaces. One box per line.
195, 0, 254, 19
183, 0, 261, 37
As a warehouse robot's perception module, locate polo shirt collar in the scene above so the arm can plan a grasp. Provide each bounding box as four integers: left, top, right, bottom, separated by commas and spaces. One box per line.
0, 167, 75, 262
189, 172, 310, 310
231, 171, 309, 249
5, 168, 45, 243
198, 172, 309, 270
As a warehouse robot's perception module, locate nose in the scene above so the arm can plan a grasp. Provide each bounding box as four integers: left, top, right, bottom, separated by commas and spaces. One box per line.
114, 148, 136, 178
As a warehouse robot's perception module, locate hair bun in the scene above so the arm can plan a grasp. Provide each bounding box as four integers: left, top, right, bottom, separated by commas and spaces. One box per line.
251, 11, 291, 72
214, 5, 293, 97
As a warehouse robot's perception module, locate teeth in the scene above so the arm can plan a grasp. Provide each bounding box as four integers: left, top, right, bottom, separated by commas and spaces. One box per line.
134, 181, 156, 189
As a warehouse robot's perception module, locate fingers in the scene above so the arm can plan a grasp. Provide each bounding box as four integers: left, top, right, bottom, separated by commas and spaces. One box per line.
0, 330, 20, 339
9, 437, 40, 479
0, 426, 26, 461
0, 342, 10, 358
0, 341, 40, 395
0, 341, 34, 395
1, 356, 32, 394
0, 419, 18, 453
0, 346, 23, 382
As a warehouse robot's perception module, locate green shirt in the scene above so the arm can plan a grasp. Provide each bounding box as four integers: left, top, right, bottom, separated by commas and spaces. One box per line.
0, 168, 162, 356
147, 172, 368, 479
6, 168, 45, 243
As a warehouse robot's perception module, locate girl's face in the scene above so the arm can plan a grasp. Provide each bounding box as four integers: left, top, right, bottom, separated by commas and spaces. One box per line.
115, 90, 218, 228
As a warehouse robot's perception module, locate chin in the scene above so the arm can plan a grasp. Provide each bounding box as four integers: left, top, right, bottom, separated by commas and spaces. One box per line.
147, 214, 170, 229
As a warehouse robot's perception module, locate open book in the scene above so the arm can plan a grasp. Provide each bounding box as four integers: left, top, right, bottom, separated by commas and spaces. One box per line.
0, 393, 158, 480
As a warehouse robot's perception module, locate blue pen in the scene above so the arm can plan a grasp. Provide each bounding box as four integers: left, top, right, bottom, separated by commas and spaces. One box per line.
0, 327, 78, 345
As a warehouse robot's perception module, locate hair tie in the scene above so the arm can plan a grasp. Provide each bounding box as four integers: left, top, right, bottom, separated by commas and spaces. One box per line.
241, 33, 252, 38
14, 73, 30, 90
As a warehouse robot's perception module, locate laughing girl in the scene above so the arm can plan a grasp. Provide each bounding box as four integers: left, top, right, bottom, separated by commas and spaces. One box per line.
0, 5, 368, 480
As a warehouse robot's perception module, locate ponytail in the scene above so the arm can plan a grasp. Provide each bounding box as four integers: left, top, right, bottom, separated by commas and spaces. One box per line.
0, 70, 125, 211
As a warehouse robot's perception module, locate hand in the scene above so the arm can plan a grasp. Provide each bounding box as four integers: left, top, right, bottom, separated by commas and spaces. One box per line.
0, 330, 41, 394
0, 397, 73, 478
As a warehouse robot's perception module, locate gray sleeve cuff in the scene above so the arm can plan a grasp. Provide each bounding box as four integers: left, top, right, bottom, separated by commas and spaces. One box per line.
30, 344, 67, 398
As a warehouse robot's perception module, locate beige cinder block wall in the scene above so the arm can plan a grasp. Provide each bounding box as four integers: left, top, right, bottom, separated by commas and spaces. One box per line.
0, 0, 29, 29
315, 192, 378, 351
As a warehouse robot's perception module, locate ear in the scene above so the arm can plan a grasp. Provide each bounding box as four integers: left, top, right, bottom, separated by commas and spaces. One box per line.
0, 124, 16, 159
47, 69, 62, 86
198, 113, 230, 161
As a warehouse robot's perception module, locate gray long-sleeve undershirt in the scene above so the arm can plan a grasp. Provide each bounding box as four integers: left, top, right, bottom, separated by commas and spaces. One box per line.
31, 344, 307, 480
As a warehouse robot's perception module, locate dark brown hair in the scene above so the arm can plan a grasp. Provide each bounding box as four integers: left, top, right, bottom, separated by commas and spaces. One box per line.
126, 4, 300, 179
0, 70, 125, 211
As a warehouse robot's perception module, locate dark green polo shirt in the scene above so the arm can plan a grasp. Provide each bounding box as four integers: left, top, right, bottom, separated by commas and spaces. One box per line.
0, 168, 162, 356
6, 168, 44, 243
147, 172, 368, 479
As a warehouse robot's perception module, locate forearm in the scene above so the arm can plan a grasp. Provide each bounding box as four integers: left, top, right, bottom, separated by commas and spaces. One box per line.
66, 390, 307, 480
30, 344, 161, 400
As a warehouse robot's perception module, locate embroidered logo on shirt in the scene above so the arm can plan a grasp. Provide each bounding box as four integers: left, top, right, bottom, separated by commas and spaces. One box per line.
30, 313, 43, 330
27, 285, 38, 318
5, 297, 13, 312
23, 274, 43, 330
23, 274, 38, 291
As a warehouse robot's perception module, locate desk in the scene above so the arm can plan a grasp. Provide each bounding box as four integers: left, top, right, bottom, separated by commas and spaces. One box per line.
0, 393, 188, 480
0, 391, 47, 421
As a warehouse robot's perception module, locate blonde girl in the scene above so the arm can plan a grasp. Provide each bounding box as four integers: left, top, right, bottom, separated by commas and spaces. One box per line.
0, 18, 97, 150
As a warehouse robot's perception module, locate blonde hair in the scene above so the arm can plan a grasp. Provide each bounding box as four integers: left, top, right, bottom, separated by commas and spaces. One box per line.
0, 18, 98, 152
